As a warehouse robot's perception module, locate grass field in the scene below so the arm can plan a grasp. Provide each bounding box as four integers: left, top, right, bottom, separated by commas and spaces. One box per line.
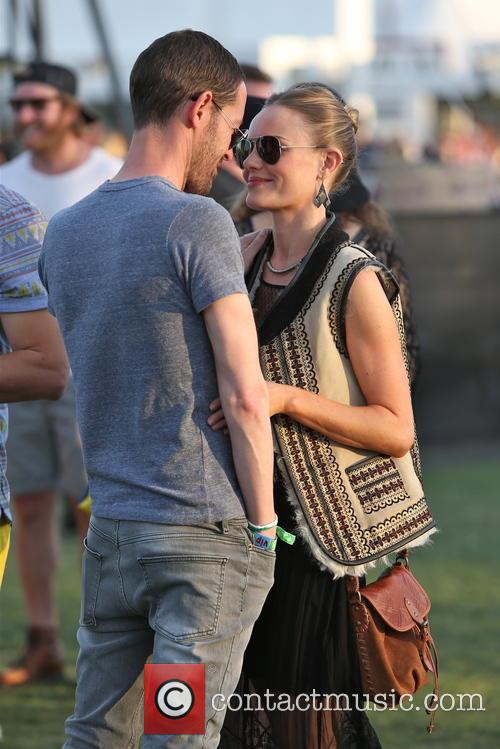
1, 457, 499, 748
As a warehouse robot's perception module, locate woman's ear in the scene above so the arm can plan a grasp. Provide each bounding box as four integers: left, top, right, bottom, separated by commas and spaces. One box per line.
321, 147, 343, 179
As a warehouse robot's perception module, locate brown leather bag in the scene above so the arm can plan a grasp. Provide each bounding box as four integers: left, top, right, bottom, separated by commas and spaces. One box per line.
346, 550, 439, 732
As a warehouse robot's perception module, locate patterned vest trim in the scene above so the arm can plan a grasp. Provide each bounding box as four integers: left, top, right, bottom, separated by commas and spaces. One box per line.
247, 218, 436, 578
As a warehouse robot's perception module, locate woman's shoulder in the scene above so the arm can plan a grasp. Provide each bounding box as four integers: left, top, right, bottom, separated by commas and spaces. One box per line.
332, 241, 397, 302
336, 240, 378, 267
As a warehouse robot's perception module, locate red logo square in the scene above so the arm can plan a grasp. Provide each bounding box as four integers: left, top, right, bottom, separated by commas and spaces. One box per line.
144, 663, 205, 735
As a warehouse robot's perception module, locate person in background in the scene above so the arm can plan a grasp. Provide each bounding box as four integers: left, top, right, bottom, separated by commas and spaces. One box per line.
0, 61, 122, 686
0, 185, 68, 589
332, 170, 421, 388
209, 63, 273, 210
324, 86, 419, 385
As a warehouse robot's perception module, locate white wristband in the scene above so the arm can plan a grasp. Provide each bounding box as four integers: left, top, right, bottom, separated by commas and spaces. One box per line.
248, 514, 278, 532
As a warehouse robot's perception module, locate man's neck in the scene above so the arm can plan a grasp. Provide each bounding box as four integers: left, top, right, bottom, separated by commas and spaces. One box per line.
113, 126, 188, 189
31, 134, 92, 175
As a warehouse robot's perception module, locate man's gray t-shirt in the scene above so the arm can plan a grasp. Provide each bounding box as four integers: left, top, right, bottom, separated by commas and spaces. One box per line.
39, 177, 248, 523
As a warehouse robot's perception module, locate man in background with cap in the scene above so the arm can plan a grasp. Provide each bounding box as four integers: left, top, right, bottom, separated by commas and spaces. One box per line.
0, 62, 121, 217
0, 61, 122, 686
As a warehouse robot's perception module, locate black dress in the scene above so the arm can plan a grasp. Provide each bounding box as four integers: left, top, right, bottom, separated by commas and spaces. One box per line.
219, 281, 382, 749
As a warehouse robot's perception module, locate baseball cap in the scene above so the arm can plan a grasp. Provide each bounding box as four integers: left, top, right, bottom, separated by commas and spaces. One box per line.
12, 61, 98, 123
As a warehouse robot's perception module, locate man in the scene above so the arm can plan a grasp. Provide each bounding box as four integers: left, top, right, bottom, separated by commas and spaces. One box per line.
0, 185, 68, 588
39, 30, 275, 748
0, 62, 121, 218
0, 62, 122, 685
209, 63, 273, 210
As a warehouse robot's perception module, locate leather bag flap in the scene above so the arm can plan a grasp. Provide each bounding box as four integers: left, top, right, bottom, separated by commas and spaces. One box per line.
360, 564, 431, 632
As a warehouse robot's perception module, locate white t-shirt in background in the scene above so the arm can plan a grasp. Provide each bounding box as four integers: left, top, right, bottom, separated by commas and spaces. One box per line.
0, 147, 122, 219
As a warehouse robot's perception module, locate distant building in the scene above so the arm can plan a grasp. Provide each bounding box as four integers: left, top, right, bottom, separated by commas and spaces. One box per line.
259, 0, 500, 157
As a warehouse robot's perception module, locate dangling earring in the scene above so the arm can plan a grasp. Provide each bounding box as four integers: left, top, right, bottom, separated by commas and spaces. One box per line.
313, 177, 331, 210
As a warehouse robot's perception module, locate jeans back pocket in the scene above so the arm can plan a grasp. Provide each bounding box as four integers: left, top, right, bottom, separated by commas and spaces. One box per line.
138, 555, 228, 642
80, 537, 103, 626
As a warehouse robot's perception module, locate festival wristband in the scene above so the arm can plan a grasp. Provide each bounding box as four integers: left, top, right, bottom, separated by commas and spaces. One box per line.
248, 515, 278, 532
252, 531, 277, 551
276, 526, 296, 545
251, 527, 296, 551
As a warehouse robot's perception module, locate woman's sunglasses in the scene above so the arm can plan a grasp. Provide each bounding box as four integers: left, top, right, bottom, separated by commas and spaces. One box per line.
233, 136, 327, 169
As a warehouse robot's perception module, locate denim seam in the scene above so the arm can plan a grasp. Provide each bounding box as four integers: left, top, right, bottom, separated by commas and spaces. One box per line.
239, 529, 252, 617
80, 539, 102, 627
120, 533, 245, 547
116, 544, 143, 617
88, 522, 116, 545
203, 633, 239, 749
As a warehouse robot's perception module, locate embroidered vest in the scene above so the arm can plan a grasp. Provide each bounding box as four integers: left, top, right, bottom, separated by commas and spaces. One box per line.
247, 218, 436, 578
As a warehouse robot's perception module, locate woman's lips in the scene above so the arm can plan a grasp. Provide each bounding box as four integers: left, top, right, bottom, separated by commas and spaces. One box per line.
247, 177, 272, 187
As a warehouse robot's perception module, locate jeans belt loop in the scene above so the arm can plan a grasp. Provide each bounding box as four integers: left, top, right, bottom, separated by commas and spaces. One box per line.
221, 519, 229, 534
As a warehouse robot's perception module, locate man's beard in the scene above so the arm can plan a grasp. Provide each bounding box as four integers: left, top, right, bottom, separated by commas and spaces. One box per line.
184, 121, 223, 195
16, 120, 68, 153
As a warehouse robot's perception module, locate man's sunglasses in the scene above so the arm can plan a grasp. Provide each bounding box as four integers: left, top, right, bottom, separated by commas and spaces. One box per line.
9, 96, 61, 112
233, 136, 327, 169
212, 100, 247, 150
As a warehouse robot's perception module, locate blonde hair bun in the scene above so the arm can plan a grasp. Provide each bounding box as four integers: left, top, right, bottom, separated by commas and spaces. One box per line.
345, 105, 359, 134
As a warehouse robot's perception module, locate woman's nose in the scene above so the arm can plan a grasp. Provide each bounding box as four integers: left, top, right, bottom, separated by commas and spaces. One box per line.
244, 143, 261, 168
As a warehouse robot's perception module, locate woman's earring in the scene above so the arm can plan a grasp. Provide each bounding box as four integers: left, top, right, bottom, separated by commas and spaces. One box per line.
313, 178, 331, 209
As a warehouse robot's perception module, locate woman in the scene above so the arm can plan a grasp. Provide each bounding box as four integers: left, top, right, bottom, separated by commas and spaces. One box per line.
209, 83, 435, 749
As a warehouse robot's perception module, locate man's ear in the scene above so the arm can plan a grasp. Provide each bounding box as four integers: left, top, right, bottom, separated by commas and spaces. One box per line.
185, 90, 213, 131
61, 102, 81, 129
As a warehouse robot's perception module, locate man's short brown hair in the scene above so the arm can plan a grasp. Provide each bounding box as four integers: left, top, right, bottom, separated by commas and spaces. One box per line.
130, 30, 243, 129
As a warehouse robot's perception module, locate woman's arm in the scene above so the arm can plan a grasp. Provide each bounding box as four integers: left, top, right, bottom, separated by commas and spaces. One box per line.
208, 269, 414, 458
277, 268, 414, 457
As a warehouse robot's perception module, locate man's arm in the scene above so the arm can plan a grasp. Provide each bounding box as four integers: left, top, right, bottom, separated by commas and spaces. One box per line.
204, 293, 275, 529
0, 309, 69, 401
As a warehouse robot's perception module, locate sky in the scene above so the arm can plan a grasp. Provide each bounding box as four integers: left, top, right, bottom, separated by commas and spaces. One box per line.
1, 0, 500, 93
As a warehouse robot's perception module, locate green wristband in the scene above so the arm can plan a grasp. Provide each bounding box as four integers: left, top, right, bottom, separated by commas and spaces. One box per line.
276, 526, 296, 545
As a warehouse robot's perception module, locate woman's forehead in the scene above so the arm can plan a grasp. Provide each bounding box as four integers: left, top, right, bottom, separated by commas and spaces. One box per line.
248, 104, 307, 140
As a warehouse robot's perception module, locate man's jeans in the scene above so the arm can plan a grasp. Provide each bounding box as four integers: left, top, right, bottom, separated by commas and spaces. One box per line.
63, 514, 275, 748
